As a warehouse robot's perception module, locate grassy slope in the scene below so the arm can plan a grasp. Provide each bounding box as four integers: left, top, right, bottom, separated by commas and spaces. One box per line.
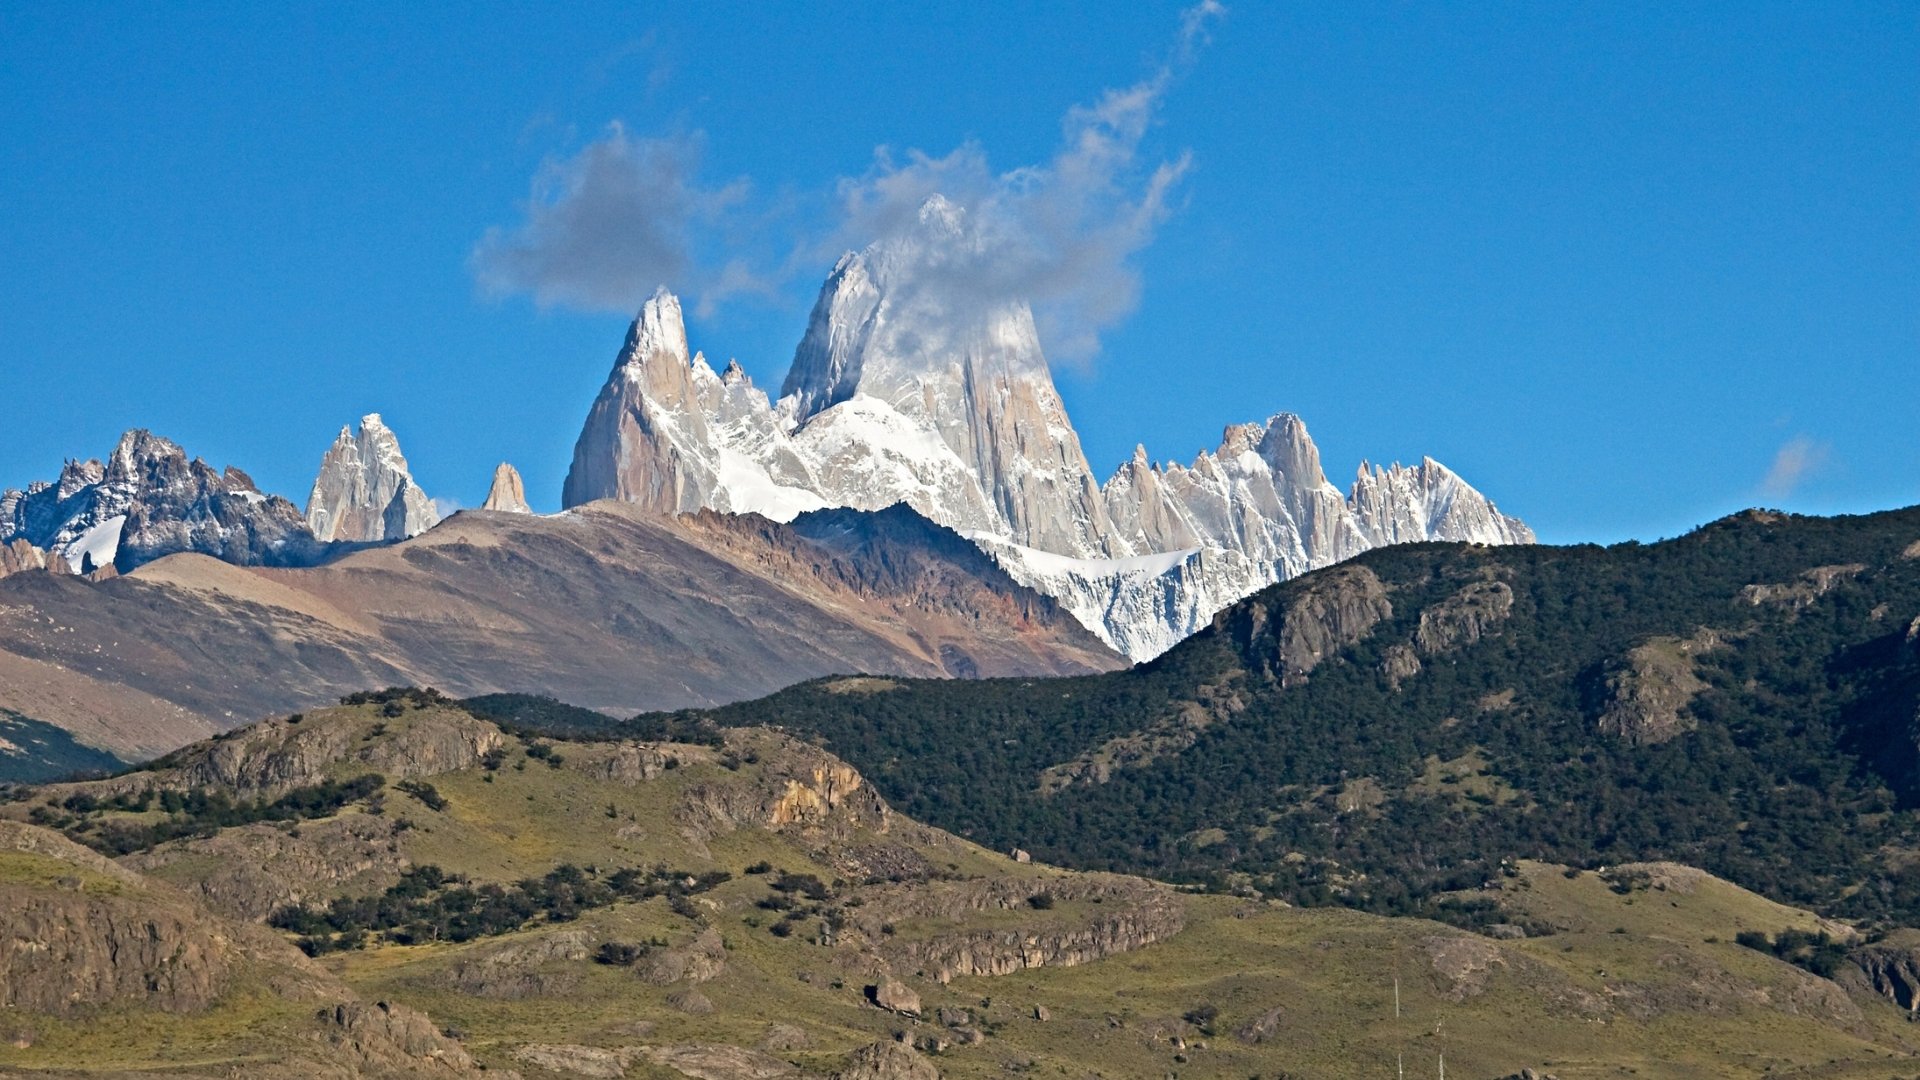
6, 701, 1920, 1078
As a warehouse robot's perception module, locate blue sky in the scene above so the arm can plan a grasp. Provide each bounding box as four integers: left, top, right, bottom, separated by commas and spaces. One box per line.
2, 2, 1914, 544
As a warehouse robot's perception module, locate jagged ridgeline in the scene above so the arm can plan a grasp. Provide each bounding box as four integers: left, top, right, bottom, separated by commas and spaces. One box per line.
653, 507, 1920, 925
9, 687, 1920, 1077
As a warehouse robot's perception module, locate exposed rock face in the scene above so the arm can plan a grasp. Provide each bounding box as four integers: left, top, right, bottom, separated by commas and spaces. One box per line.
125, 813, 409, 921
0, 538, 47, 580
833, 1041, 939, 1080
0, 822, 324, 1016
441, 929, 590, 1000
482, 462, 532, 513
559, 197, 1532, 661
306, 413, 440, 542
855, 873, 1184, 983
316, 999, 478, 1075
0, 429, 323, 573
515, 1043, 627, 1078
677, 733, 891, 841
1842, 931, 1920, 1012
638, 928, 728, 986
1227, 565, 1392, 686
866, 975, 922, 1016
1739, 564, 1867, 611
1416, 579, 1515, 654
1593, 629, 1725, 745
167, 703, 508, 797
639, 1043, 801, 1079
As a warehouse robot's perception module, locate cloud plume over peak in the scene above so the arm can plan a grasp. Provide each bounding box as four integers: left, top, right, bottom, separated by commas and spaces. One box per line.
471, 2, 1226, 360
470, 125, 759, 315
1761, 434, 1831, 499
829, 1, 1225, 362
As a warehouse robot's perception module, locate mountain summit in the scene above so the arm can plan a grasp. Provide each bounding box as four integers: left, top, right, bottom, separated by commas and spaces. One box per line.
563, 195, 1533, 658
305, 413, 439, 543
0, 430, 320, 574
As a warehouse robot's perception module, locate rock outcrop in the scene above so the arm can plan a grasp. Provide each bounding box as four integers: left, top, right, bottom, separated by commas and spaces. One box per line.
0, 538, 47, 580
833, 1042, 939, 1080
855, 873, 1184, 983
866, 975, 922, 1016
1227, 565, 1392, 686
125, 813, 410, 921
677, 733, 891, 841
1840, 930, 1920, 1012
166, 699, 508, 797
637, 927, 728, 986
305, 413, 439, 542
558, 196, 1532, 661
483, 462, 532, 513
441, 930, 590, 1000
316, 999, 480, 1075
0, 429, 323, 573
1593, 629, 1725, 745
0, 822, 331, 1016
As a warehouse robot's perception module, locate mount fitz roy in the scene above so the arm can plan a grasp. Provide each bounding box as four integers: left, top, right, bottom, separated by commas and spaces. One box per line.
0, 193, 1530, 659
563, 195, 1533, 659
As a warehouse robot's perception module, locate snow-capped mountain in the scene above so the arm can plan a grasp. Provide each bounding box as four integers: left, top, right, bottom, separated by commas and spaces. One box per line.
563, 195, 1534, 660
0, 430, 322, 574
305, 413, 439, 542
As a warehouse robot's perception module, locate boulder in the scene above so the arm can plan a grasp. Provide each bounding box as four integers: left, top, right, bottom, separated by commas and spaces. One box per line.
866, 975, 922, 1017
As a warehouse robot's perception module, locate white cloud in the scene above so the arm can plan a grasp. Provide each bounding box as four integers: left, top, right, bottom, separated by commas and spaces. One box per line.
470, 125, 758, 314
1760, 435, 1830, 499
471, 2, 1226, 359
826, 2, 1225, 362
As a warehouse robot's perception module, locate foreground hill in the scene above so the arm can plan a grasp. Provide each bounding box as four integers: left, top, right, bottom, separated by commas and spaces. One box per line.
0, 501, 1118, 772
646, 506, 1920, 928
4, 694, 1920, 1077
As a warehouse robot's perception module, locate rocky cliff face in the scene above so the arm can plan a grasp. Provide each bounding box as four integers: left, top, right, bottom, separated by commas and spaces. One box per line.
560, 194, 1533, 660
0, 430, 324, 574
482, 462, 531, 513
305, 413, 440, 542
0, 821, 338, 1019
0, 538, 48, 580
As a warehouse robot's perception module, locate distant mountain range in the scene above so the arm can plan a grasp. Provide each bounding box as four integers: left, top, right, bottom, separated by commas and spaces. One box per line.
0, 501, 1115, 774
0, 190, 1534, 765
563, 195, 1531, 658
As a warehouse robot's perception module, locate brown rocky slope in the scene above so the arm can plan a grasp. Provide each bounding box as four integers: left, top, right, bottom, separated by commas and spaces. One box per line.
0, 500, 1119, 763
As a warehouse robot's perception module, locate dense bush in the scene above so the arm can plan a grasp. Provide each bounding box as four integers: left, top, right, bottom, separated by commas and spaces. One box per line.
637, 507, 1920, 926
61, 775, 386, 855
271, 862, 730, 955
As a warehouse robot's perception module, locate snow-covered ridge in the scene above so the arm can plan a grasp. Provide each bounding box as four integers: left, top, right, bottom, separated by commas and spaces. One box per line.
0, 430, 322, 574
562, 195, 1534, 660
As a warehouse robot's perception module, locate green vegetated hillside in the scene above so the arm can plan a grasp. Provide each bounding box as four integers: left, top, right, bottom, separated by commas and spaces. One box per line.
647, 507, 1920, 928
8, 693, 1920, 1077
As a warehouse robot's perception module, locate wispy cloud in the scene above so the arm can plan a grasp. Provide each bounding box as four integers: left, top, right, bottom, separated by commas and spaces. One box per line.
825, 1, 1226, 362
1760, 435, 1830, 499
471, 2, 1226, 362
470, 126, 762, 314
